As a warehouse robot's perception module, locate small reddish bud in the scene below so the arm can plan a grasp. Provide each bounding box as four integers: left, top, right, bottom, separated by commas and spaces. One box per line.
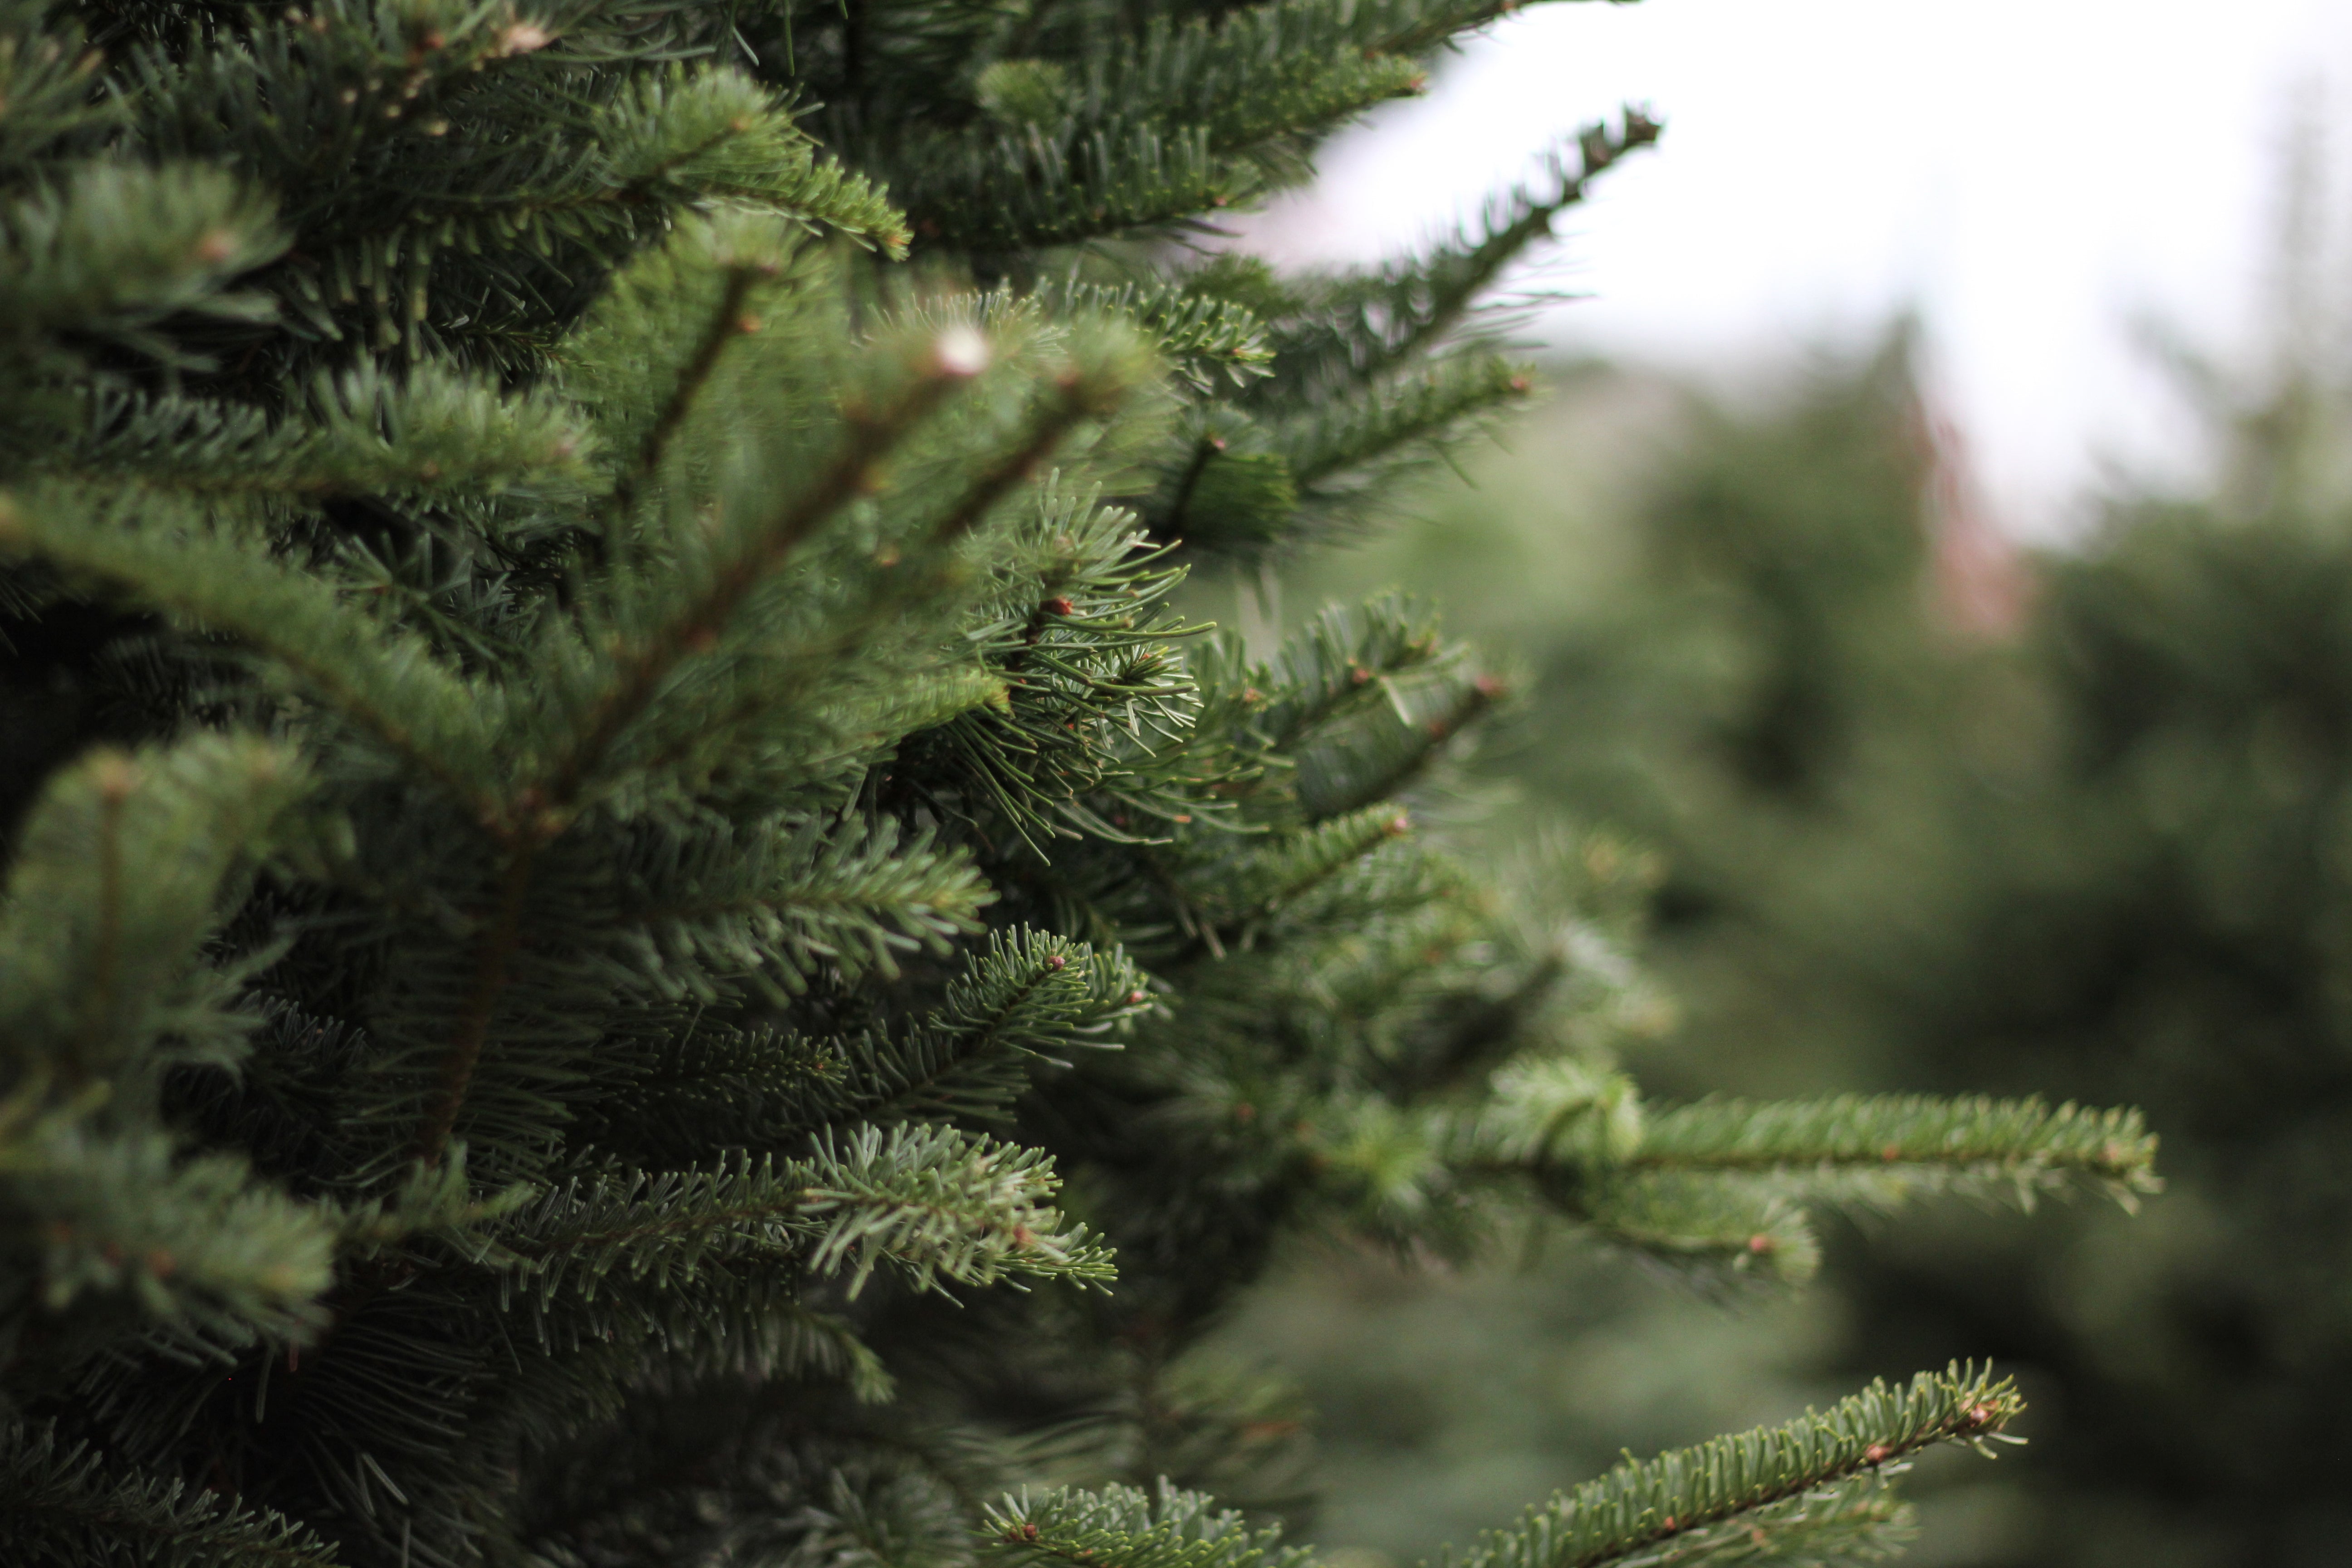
1661, 1517, 1676, 1532
1046, 953, 1067, 970
1864, 1444, 1890, 1464
1387, 813, 1411, 835
1474, 673, 1506, 698
193, 230, 238, 265
1044, 596, 1074, 616
737, 313, 763, 334
1747, 1234, 1774, 1254
1881, 1144, 1902, 1163
1126, 989, 1149, 1005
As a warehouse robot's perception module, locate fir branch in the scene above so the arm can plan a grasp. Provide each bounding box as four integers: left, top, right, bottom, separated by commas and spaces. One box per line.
608, 812, 993, 997
1446, 1367, 2019, 1568
1029, 277, 1273, 392
39, 366, 592, 503
1182, 804, 1415, 934
985, 1480, 1309, 1568
0, 487, 504, 813
1262, 109, 1663, 400
1628, 1094, 2161, 1204
987, 1369, 2018, 1568
409, 841, 538, 1168
481, 1124, 1113, 1308
1248, 595, 1451, 759
0, 1101, 335, 1346
0, 1420, 345, 1568
1571, 1172, 1823, 1283
1281, 351, 1531, 493
828, 928, 1148, 1127
923, 372, 1133, 548
1288, 662, 1502, 820
605, 261, 766, 521
0, 161, 283, 372
537, 331, 988, 813
0, 734, 312, 1083
797, 1123, 1117, 1294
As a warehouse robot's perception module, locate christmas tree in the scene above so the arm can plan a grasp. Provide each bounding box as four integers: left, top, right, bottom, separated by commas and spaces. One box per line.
1286, 301, 2352, 1565
0, 2, 2157, 1565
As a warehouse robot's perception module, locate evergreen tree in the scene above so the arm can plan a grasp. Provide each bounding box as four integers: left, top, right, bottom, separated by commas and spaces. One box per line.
0, 3, 2155, 1566
1280, 313, 2352, 1567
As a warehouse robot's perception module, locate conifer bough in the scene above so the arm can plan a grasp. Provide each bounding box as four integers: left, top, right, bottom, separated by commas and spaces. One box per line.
0, 0, 2151, 1564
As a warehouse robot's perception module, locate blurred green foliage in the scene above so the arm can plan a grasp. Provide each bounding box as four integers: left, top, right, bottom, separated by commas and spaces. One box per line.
1207, 320, 2352, 1568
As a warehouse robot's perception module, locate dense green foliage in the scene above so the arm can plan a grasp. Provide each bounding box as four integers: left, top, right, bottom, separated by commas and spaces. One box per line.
0, 3, 2155, 1566
1267, 327, 2349, 1568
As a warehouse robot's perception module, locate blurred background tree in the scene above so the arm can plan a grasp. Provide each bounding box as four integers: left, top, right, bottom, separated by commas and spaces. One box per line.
1206, 137, 2352, 1568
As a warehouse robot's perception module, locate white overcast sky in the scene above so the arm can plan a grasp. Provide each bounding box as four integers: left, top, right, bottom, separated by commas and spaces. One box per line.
1236, 0, 2352, 536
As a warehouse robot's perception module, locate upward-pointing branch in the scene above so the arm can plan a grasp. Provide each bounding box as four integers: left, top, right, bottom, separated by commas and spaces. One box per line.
539, 335, 990, 814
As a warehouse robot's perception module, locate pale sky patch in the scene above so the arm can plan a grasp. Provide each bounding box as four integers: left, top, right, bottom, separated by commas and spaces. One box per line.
1236, 0, 2352, 537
